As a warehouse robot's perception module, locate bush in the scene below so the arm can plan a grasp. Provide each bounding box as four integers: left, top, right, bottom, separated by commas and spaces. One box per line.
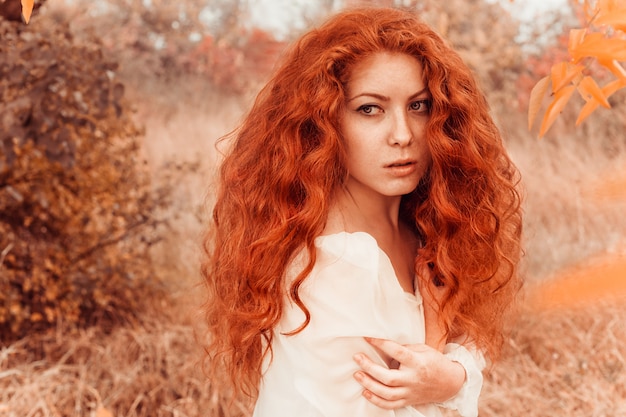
0, 18, 165, 341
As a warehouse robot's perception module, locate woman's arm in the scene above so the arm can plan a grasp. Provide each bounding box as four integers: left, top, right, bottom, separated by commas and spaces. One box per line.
352, 266, 486, 417
272, 234, 407, 417
353, 338, 485, 417
353, 337, 466, 407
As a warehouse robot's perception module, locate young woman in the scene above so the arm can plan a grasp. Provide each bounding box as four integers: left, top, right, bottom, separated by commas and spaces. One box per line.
202, 7, 523, 417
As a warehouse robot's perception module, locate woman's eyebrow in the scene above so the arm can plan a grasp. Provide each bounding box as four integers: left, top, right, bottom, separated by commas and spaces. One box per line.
408, 88, 430, 100
347, 92, 389, 102
347, 87, 429, 103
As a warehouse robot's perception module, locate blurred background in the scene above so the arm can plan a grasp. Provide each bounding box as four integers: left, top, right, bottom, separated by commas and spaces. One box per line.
1, 0, 625, 416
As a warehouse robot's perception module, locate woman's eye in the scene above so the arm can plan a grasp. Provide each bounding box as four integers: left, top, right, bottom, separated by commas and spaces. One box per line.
410, 99, 431, 112
357, 105, 379, 115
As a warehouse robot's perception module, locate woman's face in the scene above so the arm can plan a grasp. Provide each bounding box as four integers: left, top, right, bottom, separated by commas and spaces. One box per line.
339, 51, 432, 204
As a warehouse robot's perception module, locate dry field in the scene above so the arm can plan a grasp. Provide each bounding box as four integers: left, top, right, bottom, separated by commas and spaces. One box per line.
3, 74, 625, 417
2, 3, 626, 416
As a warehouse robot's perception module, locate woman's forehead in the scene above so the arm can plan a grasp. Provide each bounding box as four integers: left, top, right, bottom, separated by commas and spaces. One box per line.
343, 52, 425, 94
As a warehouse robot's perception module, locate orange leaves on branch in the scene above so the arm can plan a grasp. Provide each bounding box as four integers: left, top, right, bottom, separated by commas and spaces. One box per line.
577, 77, 626, 124
20, 0, 34, 24
528, 0, 626, 137
528, 63, 583, 136
550, 62, 584, 93
575, 75, 612, 125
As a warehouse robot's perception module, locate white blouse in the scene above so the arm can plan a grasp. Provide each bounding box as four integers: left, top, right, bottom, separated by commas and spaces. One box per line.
252, 232, 485, 417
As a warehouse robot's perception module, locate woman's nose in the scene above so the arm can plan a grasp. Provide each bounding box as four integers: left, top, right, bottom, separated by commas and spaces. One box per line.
390, 111, 413, 146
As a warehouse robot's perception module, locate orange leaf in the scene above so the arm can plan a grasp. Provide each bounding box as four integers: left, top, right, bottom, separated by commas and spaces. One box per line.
595, 0, 618, 13
20, 0, 34, 24
539, 85, 576, 137
568, 29, 587, 58
594, 10, 626, 31
577, 100, 601, 125
550, 62, 583, 93
599, 59, 626, 81
577, 76, 611, 108
593, 0, 626, 30
576, 78, 626, 125
571, 36, 626, 62
570, 32, 604, 62
601, 78, 626, 97
528, 75, 550, 130
612, 23, 626, 32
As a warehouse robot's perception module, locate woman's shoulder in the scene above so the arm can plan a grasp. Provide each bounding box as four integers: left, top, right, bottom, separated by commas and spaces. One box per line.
314, 231, 381, 269
285, 231, 382, 285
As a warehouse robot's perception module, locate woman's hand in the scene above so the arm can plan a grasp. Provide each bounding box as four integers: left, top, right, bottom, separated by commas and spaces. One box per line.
352, 337, 466, 409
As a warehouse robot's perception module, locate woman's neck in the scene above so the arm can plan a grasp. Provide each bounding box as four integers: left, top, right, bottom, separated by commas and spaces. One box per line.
324, 187, 403, 239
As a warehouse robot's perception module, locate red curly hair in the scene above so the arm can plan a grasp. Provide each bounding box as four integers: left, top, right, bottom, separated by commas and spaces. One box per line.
202, 7, 522, 399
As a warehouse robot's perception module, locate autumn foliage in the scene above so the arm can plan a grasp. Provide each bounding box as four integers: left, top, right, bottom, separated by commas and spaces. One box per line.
528, 0, 626, 136
187, 28, 286, 93
0, 19, 164, 341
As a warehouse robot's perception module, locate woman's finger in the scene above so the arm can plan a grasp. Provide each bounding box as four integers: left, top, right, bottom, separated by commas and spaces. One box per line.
361, 388, 407, 410
365, 337, 431, 365
353, 352, 402, 386
353, 370, 408, 403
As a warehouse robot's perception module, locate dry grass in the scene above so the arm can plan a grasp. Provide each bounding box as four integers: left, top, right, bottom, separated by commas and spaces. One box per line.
0, 316, 249, 417
3, 301, 625, 416
502, 105, 626, 280
481, 302, 626, 416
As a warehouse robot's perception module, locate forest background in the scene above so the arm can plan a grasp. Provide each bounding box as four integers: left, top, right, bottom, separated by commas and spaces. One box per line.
1, 0, 626, 416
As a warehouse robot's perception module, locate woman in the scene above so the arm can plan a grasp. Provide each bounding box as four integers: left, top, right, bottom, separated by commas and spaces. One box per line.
202, 7, 522, 417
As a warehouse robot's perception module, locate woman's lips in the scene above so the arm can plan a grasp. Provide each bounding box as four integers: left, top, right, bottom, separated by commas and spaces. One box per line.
385, 160, 417, 176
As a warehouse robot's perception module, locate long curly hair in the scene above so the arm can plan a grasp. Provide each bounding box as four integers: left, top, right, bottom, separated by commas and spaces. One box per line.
202, 7, 523, 399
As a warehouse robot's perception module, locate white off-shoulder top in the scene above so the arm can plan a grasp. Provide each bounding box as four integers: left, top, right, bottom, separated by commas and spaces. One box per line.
252, 232, 485, 417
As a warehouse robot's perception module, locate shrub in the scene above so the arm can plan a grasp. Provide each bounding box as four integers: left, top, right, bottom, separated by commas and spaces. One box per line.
0, 18, 165, 341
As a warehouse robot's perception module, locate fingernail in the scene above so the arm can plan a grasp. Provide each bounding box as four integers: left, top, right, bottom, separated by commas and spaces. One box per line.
353, 353, 363, 362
